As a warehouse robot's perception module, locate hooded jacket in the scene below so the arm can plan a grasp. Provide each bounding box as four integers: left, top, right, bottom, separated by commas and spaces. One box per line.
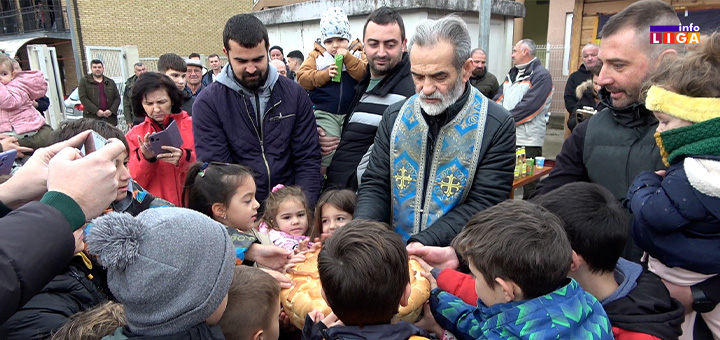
628, 155, 720, 274
533, 88, 665, 200
568, 79, 606, 131
0, 195, 84, 324
604, 260, 685, 340
297, 39, 366, 115
192, 63, 322, 206
0, 253, 110, 339
0, 70, 47, 134
325, 52, 416, 190
301, 314, 432, 340
430, 279, 614, 340
435, 259, 685, 340
126, 111, 195, 206
564, 64, 592, 113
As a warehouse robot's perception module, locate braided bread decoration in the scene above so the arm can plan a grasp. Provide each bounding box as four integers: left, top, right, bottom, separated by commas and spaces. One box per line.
280, 248, 431, 329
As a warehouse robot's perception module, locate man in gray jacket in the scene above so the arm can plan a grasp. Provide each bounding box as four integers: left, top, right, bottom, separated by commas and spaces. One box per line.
494, 38, 553, 199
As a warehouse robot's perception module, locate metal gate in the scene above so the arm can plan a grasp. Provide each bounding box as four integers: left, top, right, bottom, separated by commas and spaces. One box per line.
84, 45, 130, 132
26, 44, 63, 129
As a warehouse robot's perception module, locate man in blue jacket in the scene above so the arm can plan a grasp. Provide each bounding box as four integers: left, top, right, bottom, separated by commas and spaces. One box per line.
193, 14, 322, 207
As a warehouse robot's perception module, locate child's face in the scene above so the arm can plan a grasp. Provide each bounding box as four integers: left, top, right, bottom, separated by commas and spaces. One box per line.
275, 199, 308, 236
654, 111, 692, 133
163, 69, 187, 90
469, 261, 507, 307
592, 75, 601, 94
225, 178, 260, 231
114, 151, 131, 202
0, 64, 13, 85
321, 204, 352, 235
323, 37, 349, 56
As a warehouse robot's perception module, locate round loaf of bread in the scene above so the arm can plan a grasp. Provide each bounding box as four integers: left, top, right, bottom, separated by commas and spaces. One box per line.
280, 248, 431, 329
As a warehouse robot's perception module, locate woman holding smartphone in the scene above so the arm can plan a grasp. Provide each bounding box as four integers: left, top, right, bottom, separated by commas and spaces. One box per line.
126, 72, 196, 206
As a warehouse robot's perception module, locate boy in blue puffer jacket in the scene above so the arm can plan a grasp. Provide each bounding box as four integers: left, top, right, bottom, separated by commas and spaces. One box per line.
422, 200, 614, 340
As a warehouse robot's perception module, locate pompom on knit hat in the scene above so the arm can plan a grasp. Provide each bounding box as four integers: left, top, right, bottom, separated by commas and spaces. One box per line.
320, 7, 351, 44
85, 207, 235, 336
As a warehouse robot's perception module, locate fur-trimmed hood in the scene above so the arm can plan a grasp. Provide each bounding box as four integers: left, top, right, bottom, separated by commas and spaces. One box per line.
575, 79, 594, 99
685, 156, 720, 200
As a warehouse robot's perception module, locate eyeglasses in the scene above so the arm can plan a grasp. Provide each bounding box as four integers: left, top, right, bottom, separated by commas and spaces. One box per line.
187, 69, 203, 74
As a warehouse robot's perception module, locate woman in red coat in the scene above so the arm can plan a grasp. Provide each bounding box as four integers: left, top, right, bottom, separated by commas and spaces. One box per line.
126, 72, 195, 206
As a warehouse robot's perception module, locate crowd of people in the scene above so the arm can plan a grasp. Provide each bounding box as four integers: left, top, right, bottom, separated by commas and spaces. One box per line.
0, 0, 718, 339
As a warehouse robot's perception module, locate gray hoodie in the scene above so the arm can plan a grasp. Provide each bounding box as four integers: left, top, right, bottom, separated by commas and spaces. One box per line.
215, 62, 280, 130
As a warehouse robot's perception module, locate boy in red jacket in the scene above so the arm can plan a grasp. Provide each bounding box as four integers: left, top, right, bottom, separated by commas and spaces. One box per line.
423, 182, 685, 340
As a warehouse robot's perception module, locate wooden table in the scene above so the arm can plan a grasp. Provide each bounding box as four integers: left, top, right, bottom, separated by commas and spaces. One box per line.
510, 159, 555, 198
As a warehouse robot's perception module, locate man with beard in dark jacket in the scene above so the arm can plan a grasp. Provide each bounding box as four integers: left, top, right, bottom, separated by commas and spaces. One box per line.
193, 14, 322, 207
468, 48, 499, 99
533, 0, 720, 330
324, 7, 416, 191
355, 16, 515, 247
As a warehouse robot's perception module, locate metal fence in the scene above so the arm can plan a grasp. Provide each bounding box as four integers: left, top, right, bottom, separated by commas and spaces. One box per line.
536, 44, 569, 127
85, 46, 126, 81
0, 5, 68, 36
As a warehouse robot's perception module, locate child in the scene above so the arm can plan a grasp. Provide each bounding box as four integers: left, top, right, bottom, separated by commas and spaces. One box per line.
569, 62, 605, 131
311, 188, 355, 238
540, 183, 684, 339
424, 200, 613, 340
0, 119, 174, 340
157, 53, 194, 116
427, 183, 685, 340
49, 302, 126, 340
85, 207, 235, 339
219, 266, 281, 340
0, 54, 52, 149
303, 220, 432, 339
258, 184, 312, 251
51, 118, 173, 214
296, 7, 366, 173
627, 32, 720, 340
183, 162, 297, 273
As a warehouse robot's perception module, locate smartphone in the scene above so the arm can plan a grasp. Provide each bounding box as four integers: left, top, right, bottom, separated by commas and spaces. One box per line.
0, 149, 17, 176
80, 131, 109, 156
149, 120, 183, 155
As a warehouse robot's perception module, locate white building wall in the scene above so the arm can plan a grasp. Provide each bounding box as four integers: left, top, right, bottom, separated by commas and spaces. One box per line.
265, 10, 515, 81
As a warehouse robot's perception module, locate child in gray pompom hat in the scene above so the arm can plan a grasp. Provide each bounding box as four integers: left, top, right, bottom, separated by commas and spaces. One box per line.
85, 207, 235, 339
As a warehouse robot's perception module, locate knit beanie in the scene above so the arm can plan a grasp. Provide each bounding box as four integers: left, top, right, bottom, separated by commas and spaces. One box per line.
646, 85, 720, 123
85, 208, 235, 336
320, 7, 351, 43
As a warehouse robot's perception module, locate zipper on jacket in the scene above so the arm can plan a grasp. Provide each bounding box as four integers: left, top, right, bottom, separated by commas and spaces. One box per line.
243, 95, 281, 193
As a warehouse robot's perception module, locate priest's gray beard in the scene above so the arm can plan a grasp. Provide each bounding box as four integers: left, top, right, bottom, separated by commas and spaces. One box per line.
418, 75, 465, 116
